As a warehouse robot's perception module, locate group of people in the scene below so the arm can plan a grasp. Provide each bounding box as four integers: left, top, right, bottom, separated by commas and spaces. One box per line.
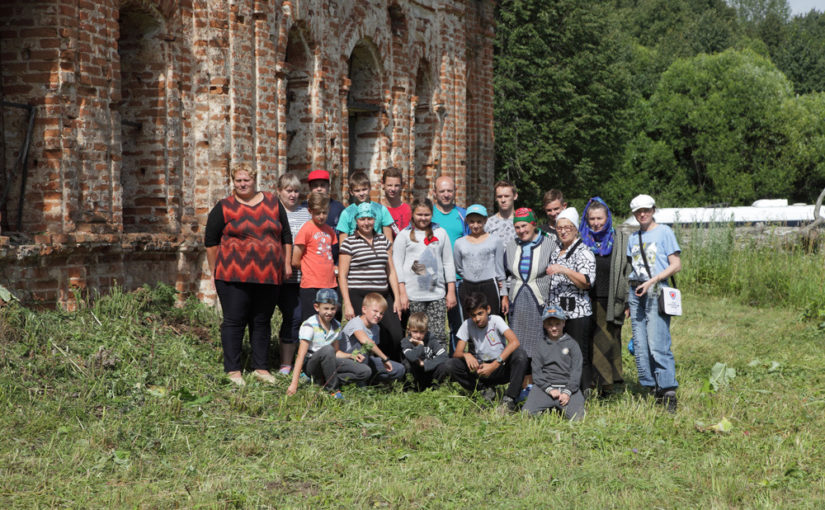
205, 164, 682, 419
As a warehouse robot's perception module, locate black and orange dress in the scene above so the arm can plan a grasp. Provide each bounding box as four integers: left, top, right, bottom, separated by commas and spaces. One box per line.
205, 192, 292, 372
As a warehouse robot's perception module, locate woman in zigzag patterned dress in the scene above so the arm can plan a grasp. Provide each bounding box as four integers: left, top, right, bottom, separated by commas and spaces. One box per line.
205, 163, 293, 387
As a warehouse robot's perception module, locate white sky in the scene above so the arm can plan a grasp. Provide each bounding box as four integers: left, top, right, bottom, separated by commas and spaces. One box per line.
787, 0, 822, 16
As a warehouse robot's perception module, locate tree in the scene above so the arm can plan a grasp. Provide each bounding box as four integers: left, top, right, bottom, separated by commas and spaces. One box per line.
611, 0, 742, 99
770, 11, 825, 94
606, 49, 797, 210
727, 0, 790, 25
779, 92, 825, 202
494, 0, 633, 209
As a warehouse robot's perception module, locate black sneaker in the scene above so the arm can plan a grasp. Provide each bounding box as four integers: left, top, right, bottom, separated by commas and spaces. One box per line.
497, 396, 517, 414
660, 390, 677, 413
480, 387, 497, 404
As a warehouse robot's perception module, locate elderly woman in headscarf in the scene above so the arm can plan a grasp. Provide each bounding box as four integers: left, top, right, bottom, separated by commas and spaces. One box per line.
545, 207, 596, 395
503, 208, 555, 362
579, 197, 630, 397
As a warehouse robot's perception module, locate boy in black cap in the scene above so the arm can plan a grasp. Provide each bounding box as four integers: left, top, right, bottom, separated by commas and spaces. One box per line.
523, 306, 585, 420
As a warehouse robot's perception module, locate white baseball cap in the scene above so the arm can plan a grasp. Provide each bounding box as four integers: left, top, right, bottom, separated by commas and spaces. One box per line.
630, 194, 656, 212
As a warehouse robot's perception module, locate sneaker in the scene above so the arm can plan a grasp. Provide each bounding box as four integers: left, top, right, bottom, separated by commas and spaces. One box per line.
480, 387, 497, 404
660, 390, 677, 413
330, 391, 344, 400
252, 370, 276, 384
595, 385, 613, 400
299, 373, 311, 384
497, 396, 517, 414
228, 373, 246, 387
517, 384, 533, 404
278, 365, 292, 376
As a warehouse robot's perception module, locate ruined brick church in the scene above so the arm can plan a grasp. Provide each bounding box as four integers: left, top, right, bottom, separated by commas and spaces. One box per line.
0, 0, 495, 308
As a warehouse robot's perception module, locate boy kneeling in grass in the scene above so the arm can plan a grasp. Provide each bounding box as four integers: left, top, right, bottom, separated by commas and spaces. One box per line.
401, 311, 449, 391
523, 307, 585, 420
286, 289, 371, 397
439, 292, 528, 411
339, 292, 406, 385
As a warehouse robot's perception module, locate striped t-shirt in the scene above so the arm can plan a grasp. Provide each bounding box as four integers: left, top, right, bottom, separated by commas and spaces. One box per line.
283, 204, 312, 284
340, 233, 391, 292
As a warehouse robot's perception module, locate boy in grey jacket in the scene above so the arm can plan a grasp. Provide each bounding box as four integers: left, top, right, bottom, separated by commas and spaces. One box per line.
524, 306, 585, 420
400, 312, 449, 391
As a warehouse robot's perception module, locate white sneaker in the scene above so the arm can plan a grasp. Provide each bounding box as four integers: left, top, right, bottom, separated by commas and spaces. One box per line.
228, 373, 246, 387
253, 370, 276, 384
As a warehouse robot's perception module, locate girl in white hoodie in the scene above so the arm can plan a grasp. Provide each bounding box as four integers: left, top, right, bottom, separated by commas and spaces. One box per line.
393, 197, 457, 349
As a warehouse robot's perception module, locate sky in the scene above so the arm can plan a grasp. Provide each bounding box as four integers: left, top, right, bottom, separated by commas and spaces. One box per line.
788, 0, 822, 16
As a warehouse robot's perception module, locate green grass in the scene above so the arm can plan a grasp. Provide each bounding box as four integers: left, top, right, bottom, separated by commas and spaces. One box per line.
2, 280, 825, 508
677, 223, 825, 310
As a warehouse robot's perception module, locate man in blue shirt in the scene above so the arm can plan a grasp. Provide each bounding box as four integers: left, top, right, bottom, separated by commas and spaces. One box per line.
431, 175, 469, 352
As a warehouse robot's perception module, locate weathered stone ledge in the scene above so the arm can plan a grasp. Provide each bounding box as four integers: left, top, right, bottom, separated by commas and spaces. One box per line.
0, 233, 204, 261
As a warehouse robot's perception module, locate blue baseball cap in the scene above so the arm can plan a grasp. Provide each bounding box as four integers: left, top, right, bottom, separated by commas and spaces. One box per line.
542, 306, 567, 321
466, 204, 488, 217
355, 202, 375, 219
315, 288, 340, 305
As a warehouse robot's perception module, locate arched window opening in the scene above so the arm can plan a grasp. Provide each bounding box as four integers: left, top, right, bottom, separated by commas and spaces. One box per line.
413, 64, 436, 193
284, 26, 313, 178
117, 4, 168, 233
347, 41, 383, 181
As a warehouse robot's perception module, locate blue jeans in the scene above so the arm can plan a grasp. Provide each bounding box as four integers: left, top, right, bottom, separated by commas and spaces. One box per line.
627, 286, 678, 390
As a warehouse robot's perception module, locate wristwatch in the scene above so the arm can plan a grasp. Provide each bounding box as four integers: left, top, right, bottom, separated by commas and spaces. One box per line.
495, 356, 505, 365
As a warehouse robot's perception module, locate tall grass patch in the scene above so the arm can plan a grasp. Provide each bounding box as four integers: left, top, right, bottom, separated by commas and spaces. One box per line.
677, 223, 825, 310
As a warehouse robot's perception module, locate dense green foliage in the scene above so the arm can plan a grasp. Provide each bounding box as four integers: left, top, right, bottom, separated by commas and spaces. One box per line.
494, 0, 825, 214
494, 0, 633, 208
607, 49, 796, 207
767, 11, 825, 94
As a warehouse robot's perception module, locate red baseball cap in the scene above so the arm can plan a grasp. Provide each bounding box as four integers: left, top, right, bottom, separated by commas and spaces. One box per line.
307, 169, 330, 182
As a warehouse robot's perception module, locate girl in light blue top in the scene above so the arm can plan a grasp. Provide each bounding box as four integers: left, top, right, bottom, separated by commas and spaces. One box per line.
453, 204, 505, 318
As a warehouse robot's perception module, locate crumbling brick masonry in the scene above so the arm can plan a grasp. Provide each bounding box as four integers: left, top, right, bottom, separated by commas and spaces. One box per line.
0, 0, 495, 308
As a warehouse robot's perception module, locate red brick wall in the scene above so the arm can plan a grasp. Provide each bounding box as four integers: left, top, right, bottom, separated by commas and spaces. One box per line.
0, 1, 64, 233
0, 0, 496, 308
464, 0, 496, 208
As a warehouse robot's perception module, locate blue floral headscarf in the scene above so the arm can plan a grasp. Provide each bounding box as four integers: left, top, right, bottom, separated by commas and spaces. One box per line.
579, 197, 614, 257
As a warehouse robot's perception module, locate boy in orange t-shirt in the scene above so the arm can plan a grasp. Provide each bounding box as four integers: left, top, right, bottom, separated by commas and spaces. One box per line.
293, 192, 339, 322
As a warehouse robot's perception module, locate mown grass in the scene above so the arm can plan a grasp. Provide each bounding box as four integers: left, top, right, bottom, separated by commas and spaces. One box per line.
2, 255, 825, 508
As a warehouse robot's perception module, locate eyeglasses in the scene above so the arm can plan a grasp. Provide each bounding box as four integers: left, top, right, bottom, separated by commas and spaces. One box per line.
557, 226, 577, 233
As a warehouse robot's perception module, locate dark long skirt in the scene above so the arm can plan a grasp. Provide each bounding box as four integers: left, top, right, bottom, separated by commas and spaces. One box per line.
592, 297, 623, 386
